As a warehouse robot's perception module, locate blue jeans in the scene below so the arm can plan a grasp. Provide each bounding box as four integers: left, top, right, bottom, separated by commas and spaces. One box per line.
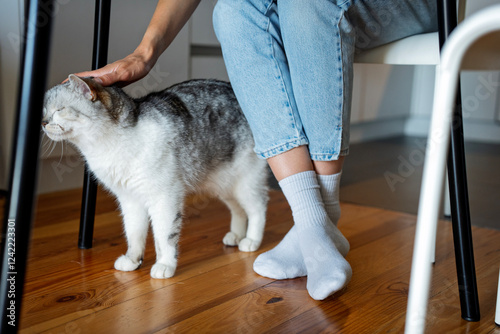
213, 0, 437, 161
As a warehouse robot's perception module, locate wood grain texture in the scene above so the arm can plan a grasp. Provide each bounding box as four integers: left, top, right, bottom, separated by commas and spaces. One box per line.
13, 188, 500, 333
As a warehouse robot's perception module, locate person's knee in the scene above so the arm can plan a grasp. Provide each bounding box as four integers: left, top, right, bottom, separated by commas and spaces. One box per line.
214, 0, 271, 44
213, 0, 240, 43
278, 0, 351, 44
279, 0, 345, 24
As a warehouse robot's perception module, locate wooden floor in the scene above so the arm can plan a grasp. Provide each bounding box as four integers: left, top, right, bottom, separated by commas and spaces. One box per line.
340, 136, 500, 231
8, 188, 500, 333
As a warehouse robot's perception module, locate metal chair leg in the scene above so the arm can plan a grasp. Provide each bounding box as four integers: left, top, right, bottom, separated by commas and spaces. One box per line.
437, 0, 480, 322
0, 0, 55, 332
78, 0, 112, 249
79, 165, 98, 249
447, 93, 480, 321
496, 267, 500, 326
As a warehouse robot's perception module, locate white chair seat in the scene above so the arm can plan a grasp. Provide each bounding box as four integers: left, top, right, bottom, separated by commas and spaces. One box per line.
354, 32, 440, 65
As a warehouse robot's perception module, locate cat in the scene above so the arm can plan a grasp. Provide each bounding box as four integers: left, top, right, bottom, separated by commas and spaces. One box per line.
42, 75, 269, 279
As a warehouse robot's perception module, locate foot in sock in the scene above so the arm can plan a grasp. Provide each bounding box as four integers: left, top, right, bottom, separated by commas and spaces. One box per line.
279, 171, 351, 299
253, 171, 349, 281
254, 171, 351, 299
253, 214, 349, 279
253, 225, 304, 279
298, 221, 352, 300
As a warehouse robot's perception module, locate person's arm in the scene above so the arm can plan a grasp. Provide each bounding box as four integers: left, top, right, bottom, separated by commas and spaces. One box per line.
74, 0, 201, 87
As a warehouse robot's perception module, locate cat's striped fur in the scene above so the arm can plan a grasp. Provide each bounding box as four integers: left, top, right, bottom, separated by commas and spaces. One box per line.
42, 75, 268, 278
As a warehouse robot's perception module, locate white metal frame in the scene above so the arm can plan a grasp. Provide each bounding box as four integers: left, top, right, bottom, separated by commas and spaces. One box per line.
404, 5, 500, 333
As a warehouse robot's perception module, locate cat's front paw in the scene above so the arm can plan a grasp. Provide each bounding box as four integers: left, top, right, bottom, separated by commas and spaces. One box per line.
151, 263, 176, 279
238, 238, 261, 252
114, 255, 142, 272
222, 231, 242, 247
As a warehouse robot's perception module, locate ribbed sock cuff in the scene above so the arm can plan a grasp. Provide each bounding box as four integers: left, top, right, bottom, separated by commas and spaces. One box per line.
278, 171, 328, 227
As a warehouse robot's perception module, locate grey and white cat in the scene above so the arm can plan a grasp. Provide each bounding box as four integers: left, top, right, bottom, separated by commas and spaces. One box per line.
42, 75, 268, 279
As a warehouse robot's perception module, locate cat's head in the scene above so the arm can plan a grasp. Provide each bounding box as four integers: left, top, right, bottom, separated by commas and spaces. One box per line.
42, 74, 134, 142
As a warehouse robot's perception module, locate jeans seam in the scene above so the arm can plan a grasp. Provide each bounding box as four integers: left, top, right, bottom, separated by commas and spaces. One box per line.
264, 0, 274, 15
338, 0, 351, 9
266, 18, 302, 141
339, 9, 353, 157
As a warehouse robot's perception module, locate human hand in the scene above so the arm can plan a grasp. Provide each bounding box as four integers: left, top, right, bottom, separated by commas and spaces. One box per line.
68, 50, 156, 87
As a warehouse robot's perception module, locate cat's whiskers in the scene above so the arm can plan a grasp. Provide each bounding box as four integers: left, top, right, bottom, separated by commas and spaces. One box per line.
41, 133, 67, 167
49, 139, 57, 157
58, 140, 65, 165
40, 132, 56, 158
40, 131, 48, 156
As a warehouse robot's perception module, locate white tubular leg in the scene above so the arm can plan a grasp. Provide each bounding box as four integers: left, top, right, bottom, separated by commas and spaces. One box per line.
496, 266, 500, 326
405, 68, 457, 334
443, 171, 452, 218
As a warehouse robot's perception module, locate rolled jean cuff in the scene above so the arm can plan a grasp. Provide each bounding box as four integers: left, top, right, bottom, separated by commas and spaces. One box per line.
255, 137, 309, 160
310, 148, 350, 162
254, 137, 349, 161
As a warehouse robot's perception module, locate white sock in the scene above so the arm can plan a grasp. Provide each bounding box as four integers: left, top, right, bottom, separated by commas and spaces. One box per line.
317, 173, 350, 255
254, 171, 351, 300
253, 224, 304, 279
253, 171, 349, 280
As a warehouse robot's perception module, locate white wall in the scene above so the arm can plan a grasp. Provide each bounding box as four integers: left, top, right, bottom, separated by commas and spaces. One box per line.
350, 63, 414, 142
406, 67, 500, 142
0, 1, 23, 191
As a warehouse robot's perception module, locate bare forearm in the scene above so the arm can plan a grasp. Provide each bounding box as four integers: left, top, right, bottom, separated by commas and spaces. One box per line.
72, 0, 201, 86
137, 0, 202, 66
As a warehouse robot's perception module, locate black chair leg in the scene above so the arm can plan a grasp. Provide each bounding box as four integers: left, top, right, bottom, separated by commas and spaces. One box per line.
78, 0, 112, 249
0, 0, 55, 332
79, 165, 98, 249
447, 93, 480, 321
437, 0, 480, 322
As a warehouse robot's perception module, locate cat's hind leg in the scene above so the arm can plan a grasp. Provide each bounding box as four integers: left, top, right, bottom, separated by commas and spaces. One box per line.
233, 162, 269, 252
220, 197, 248, 247
114, 195, 149, 272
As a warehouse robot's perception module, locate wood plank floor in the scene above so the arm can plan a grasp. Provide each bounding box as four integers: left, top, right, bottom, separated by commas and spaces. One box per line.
339, 136, 500, 231
11, 188, 500, 333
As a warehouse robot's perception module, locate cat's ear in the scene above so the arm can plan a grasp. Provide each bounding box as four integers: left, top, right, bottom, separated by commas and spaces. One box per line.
68, 74, 97, 101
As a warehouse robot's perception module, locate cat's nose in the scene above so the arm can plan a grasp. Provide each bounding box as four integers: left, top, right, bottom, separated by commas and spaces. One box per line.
41, 120, 48, 127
